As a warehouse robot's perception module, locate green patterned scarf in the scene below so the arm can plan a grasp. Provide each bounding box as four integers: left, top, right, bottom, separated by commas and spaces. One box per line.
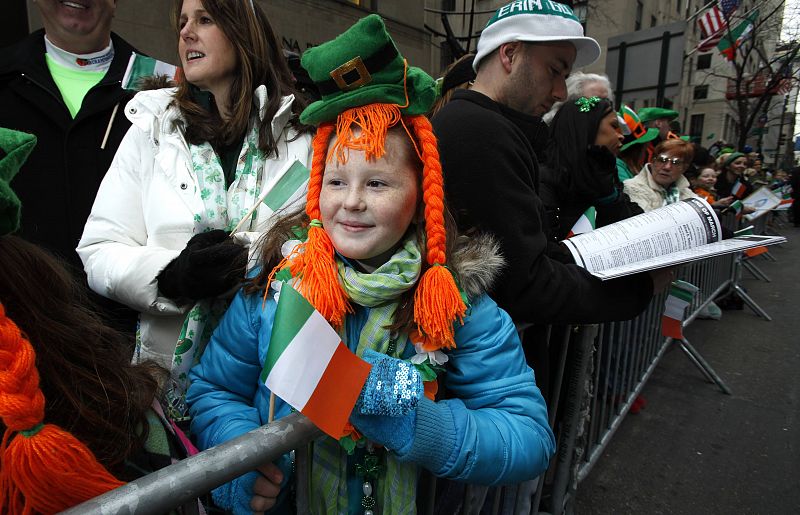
309, 236, 421, 514
663, 183, 680, 206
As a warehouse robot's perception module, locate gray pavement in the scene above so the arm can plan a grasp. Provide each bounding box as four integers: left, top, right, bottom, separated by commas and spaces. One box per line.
574, 225, 800, 515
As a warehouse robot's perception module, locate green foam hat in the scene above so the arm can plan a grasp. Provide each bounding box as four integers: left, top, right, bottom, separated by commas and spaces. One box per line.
299, 15, 437, 126
0, 128, 37, 236
619, 104, 659, 152
637, 107, 679, 124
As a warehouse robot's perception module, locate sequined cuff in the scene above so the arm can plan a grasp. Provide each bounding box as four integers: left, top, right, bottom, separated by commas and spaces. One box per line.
358, 350, 422, 417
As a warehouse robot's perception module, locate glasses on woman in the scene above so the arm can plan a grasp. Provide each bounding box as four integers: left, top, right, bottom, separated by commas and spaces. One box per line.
655, 154, 684, 166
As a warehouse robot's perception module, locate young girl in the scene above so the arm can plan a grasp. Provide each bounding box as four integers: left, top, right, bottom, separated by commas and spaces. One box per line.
689, 167, 734, 209
187, 15, 555, 514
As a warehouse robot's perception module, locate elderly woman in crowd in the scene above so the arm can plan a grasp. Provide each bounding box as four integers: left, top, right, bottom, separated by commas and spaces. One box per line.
543, 72, 614, 124
623, 139, 697, 212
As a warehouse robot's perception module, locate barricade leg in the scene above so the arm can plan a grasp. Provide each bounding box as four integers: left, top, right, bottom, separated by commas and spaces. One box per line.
733, 283, 773, 320
742, 259, 772, 282
677, 337, 732, 395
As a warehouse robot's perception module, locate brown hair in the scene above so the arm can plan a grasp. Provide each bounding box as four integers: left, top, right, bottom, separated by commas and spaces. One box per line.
248, 122, 459, 340
652, 139, 694, 164
171, 0, 308, 157
0, 236, 163, 473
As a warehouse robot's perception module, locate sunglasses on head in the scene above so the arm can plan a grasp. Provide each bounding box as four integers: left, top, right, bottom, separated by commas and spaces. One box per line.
655, 154, 684, 166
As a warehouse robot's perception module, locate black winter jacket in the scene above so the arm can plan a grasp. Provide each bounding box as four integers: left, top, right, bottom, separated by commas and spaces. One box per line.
0, 30, 137, 271
432, 89, 652, 325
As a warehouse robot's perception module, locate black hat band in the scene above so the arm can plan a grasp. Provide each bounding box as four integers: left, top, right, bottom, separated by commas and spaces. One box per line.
315, 42, 399, 96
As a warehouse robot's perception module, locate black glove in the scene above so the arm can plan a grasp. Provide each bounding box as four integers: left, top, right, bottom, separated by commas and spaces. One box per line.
157, 230, 247, 302
566, 145, 618, 204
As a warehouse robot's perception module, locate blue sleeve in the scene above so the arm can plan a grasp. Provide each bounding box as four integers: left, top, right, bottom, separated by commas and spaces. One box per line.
397, 294, 555, 485
187, 289, 288, 514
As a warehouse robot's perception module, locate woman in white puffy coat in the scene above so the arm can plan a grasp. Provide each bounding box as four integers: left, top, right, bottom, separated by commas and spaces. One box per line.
78, 0, 312, 416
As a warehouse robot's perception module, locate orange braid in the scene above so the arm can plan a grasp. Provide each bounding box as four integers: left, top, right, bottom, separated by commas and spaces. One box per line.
408, 116, 466, 349
281, 124, 351, 327
0, 303, 124, 514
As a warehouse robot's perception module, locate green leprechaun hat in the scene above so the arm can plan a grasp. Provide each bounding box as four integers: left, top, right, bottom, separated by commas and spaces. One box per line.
0, 128, 37, 236
299, 14, 437, 125
619, 105, 659, 152
637, 107, 679, 124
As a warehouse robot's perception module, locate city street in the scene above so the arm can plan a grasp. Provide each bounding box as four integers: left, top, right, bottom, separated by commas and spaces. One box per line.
575, 225, 800, 514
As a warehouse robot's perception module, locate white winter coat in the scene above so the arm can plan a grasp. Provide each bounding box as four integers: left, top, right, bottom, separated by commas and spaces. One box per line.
623, 163, 698, 212
77, 87, 312, 367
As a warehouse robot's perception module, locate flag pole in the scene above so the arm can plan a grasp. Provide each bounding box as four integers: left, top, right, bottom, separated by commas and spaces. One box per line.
229, 186, 273, 236
268, 392, 276, 423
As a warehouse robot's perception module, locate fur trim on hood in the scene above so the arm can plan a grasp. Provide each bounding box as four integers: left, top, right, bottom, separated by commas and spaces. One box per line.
450, 233, 505, 301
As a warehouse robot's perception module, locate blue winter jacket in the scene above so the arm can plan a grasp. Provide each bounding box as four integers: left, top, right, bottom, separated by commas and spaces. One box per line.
187, 288, 555, 513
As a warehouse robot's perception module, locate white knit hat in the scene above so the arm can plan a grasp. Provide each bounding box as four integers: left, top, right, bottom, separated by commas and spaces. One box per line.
473, 0, 601, 71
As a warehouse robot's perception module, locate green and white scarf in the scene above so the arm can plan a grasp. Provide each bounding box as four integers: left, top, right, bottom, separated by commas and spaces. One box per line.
663, 184, 680, 206
309, 237, 422, 514
165, 123, 267, 421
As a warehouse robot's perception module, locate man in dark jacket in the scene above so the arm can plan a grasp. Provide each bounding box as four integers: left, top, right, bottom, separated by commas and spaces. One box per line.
433, 1, 659, 331
0, 0, 137, 329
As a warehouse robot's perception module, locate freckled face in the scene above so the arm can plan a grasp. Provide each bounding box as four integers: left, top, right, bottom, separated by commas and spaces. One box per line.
320, 130, 420, 268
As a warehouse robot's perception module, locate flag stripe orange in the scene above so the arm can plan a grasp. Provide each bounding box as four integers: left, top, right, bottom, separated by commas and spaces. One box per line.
301, 342, 372, 438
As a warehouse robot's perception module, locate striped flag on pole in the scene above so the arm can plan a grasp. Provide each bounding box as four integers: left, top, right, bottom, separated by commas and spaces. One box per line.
718, 10, 758, 61
731, 180, 747, 199
260, 283, 371, 438
122, 53, 183, 91
696, 0, 740, 52
566, 207, 596, 238
661, 280, 700, 339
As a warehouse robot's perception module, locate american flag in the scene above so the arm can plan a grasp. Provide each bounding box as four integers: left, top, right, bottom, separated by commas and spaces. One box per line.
697, 0, 740, 39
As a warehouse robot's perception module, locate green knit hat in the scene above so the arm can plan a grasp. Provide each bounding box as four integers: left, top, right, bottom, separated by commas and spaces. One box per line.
299, 15, 437, 125
637, 107, 679, 124
0, 128, 37, 236
722, 151, 746, 168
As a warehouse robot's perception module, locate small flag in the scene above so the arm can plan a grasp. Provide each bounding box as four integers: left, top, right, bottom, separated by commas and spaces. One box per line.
718, 10, 758, 61
260, 283, 371, 438
726, 199, 744, 219
778, 198, 794, 208
661, 280, 700, 339
731, 180, 747, 199
122, 53, 183, 91
566, 207, 596, 238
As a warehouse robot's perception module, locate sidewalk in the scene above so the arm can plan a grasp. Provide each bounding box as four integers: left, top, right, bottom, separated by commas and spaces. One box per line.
574, 226, 800, 514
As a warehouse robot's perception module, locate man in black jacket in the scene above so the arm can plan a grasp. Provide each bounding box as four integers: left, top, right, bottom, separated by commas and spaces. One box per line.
432, 2, 670, 399
0, 0, 137, 328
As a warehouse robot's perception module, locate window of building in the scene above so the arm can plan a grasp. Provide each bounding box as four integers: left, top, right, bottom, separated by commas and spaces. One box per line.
694, 85, 709, 99
573, 1, 588, 32
690, 114, 705, 142
651, 15, 657, 27
636, 1, 643, 30
697, 54, 712, 69
677, 0, 681, 13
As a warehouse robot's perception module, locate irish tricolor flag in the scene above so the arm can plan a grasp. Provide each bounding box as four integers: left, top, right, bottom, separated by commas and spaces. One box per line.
260, 283, 371, 438
122, 53, 183, 91
731, 180, 747, 199
661, 280, 699, 339
567, 206, 597, 238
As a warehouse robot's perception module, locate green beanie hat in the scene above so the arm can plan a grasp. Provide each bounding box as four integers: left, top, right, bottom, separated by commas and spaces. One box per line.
0, 128, 37, 236
299, 14, 437, 125
637, 107, 679, 124
722, 151, 746, 168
